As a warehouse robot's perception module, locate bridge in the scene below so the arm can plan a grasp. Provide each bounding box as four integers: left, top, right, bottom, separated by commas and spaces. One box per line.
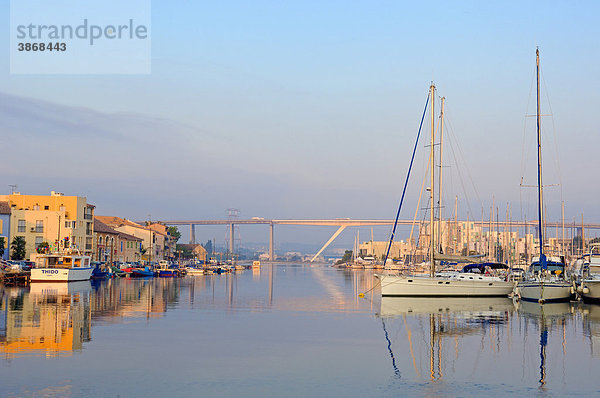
160, 218, 600, 262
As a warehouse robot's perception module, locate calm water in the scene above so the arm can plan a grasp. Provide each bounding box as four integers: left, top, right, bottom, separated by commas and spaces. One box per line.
1, 264, 600, 397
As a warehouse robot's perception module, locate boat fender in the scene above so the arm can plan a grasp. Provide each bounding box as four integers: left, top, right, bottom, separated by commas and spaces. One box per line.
570, 286, 575, 295
583, 287, 590, 294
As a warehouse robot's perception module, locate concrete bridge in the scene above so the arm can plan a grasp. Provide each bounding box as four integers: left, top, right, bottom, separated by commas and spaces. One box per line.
160, 218, 600, 262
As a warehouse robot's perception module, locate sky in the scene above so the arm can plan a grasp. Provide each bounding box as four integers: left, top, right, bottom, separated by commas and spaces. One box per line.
1, 1, 600, 250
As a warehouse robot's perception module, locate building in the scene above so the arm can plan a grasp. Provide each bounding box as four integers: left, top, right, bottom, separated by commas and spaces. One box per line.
0, 191, 94, 260
0, 201, 10, 260
176, 244, 207, 262
95, 216, 170, 261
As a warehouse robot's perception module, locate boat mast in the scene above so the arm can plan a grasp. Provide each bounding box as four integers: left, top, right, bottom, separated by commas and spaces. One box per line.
429, 83, 436, 277
438, 97, 445, 254
535, 48, 545, 262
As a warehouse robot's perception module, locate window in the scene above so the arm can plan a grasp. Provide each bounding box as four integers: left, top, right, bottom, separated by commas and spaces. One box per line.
44, 205, 49, 210
59, 205, 65, 212
85, 237, 92, 250
35, 236, 43, 249
36, 220, 43, 233
33, 204, 40, 211
65, 220, 70, 228
86, 222, 92, 235
17, 219, 25, 233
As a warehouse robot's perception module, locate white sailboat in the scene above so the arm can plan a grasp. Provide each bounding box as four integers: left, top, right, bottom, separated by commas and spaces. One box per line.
577, 243, 600, 302
514, 49, 572, 303
376, 84, 514, 297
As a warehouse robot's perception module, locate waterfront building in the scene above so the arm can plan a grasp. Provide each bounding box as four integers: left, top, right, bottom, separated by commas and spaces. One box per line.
0, 201, 10, 260
95, 216, 169, 261
93, 219, 143, 263
0, 191, 95, 259
176, 243, 207, 262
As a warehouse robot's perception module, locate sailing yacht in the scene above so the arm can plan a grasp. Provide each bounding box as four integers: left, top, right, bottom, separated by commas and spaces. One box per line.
514, 49, 572, 303
577, 243, 600, 302
376, 84, 514, 297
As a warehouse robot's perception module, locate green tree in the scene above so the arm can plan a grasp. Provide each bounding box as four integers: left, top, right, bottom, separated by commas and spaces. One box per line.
168, 226, 181, 242
10, 236, 26, 260
336, 250, 353, 264
0, 237, 5, 258
203, 240, 213, 256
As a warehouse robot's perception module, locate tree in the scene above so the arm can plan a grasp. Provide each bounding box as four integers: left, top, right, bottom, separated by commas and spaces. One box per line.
11, 236, 26, 260
203, 240, 213, 257
0, 237, 4, 258
168, 226, 181, 242
336, 250, 353, 264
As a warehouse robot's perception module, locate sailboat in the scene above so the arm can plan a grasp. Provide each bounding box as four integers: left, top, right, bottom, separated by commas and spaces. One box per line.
375, 84, 514, 297
514, 49, 573, 303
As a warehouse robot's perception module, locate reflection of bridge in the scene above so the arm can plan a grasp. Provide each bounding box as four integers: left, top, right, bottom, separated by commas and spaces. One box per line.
160, 219, 600, 262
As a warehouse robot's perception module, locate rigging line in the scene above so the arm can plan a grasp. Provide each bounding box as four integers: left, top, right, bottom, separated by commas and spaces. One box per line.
444, 114, 477, 217
408, 149, 432, 248
444, 113, 481, 207
381, 318, 401, 377
540, 67, 564, 205
520, 67, 537, 181
383, 93, 429, 266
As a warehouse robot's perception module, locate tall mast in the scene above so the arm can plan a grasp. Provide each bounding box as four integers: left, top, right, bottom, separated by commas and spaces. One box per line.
536, 48, 545, 260
429, 83, 436, 276
438, 97, 445, 254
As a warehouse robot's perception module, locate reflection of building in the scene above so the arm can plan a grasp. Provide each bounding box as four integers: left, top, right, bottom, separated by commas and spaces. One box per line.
0, 191, 95, 258
0, 283, 91, 359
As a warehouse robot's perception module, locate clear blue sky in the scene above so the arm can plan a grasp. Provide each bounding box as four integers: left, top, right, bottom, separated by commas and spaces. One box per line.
2, 1, 599, 247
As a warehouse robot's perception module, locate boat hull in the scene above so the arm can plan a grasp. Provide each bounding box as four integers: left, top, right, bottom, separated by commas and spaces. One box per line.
516, 281, 573, 303
581, 279, 600, 303
375, 274, 514, 297
30, 267, 93, 282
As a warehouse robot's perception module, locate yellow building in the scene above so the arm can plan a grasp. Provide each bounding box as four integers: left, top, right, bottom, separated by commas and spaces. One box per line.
0, 191, 95, 259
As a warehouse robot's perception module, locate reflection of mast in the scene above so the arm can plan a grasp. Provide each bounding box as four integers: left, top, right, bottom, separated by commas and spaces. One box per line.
381, 318, 400, 377
539, 318, 548, 387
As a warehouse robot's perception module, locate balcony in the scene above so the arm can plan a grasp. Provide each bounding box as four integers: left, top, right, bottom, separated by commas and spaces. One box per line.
84, 214, 93, 220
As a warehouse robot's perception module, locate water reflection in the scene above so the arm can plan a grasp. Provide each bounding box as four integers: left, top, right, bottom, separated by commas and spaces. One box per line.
0, 282, 91, 359
375, 295, 590, 392
0, 265, 599, 397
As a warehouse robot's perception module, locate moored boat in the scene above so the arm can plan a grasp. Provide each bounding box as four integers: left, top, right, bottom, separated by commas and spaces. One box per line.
578, 243, 600, 302
514, 50, 572, 304
31, 250, 93, 282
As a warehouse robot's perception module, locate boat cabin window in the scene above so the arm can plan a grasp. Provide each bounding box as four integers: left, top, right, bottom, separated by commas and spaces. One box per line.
84, 258, 90, 266
46, 257, 59, 266
74, 258, 81, 267
64, 257, 72, 264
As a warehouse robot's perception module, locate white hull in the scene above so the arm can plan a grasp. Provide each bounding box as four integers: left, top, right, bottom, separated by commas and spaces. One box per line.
582, 279, 600, 302
516, 281, 572, 303
186, 268, 206, 276
30, 267, 93, 282
375, 274, 514, 297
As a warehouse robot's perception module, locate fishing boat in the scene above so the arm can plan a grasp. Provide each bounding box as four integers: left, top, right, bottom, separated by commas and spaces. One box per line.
31, 250, 93, 282
131, 267, 155, 277
514, 49, 572, 303
577, 243, 600, 302
375, 84, 514, 297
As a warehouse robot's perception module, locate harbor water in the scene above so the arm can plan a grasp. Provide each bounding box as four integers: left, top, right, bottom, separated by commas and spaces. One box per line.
1, 264, 600, 397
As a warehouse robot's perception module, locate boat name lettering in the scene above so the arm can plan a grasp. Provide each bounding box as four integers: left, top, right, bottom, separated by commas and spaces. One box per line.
41, 269, 59, 274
